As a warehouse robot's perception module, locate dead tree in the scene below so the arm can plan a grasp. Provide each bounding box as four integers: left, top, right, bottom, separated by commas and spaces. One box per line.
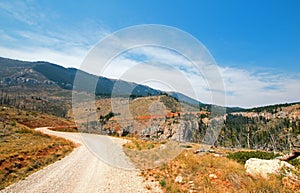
279, 125, 300, 161
279, 136, 300, 161
247, 126, 250, 149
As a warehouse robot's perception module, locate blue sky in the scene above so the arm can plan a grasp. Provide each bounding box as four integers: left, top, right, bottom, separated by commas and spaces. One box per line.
0, 0, 299, 107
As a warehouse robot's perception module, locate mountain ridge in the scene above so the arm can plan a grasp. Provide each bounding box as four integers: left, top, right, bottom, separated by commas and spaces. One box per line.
1, 56, 299, 112
0, 57, 208, 108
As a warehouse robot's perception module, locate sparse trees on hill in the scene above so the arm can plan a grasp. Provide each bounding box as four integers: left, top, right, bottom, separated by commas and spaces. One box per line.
0, 85, 68, 118
216, 114, 299, 154
178, 112, 299, 154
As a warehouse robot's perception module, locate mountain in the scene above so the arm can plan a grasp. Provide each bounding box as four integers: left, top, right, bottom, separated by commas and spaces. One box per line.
0, 57, 161, 97
1, 57, 299, 152
168, 92, 202, 106
0, 57, 209, 112
0, 56, 246, 114
32, 61, 162, 97
167, 92, 244, 113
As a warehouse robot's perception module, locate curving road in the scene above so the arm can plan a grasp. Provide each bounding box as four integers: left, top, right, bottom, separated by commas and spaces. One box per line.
2, 128, 161, 193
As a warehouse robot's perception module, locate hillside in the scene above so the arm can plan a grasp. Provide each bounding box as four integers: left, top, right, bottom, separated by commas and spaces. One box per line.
0, 106, 75, 189
72, 94, 205, 135
1, 56, 300, 192
0, 57, 206, 117
1, 56, 299, 152
89, 98, 299, 156
0, 56, 162, 118
0, 56, 162, 96
0, 56, 244, 118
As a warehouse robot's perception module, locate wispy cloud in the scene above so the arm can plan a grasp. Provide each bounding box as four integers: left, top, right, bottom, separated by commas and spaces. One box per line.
0, 1, 109, 68
0, 30, 17, 42
0, 2, 298, 108
0, 0, 47, 26
0, 46, 85, 68
220, 67, 300, 107
100, 46, 300, 108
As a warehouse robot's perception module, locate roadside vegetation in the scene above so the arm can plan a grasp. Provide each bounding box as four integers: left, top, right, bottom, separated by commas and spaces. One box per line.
123, 139, 300, 192
228, 150, 300, 170
123, 138, 162, 151
49, 126, 78, 132
0, 106, 74, 129
227, 151, 281, 164
0, 106, 75, 189
141, 149, 300, 193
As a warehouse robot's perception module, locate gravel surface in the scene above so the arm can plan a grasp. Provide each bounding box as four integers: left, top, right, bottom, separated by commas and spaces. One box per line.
1, 128, 162, 193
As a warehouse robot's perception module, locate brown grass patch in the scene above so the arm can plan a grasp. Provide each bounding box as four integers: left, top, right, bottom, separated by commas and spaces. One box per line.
0, 106, 74, 129
140, 149, 298, 193
0, 127, 75, 190
123, 138, 161, 150
0, 106, 75, 190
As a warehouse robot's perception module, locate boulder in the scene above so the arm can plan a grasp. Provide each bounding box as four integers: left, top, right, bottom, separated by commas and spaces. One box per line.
175, 175, 183, 183
208, 173, 218, 179
245, 158, 295, 179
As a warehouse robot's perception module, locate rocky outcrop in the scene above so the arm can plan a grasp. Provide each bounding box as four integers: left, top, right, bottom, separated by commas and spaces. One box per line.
170, 120, 197, 142
245, 158, 296, 179
141, 119, 199, 142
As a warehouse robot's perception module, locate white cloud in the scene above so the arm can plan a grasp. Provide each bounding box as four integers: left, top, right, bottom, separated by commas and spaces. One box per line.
98, 46, 224, 105
96, 46, 300, 108
0, 4, 298, 109
0, 46, 85, 68
0, 30, 17, 42
220, 67, 300, 108
0, 0, 47, 26
0, 1, 109, 68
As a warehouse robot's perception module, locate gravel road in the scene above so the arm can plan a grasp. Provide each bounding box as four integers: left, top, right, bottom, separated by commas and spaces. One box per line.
2, 128, 162, 193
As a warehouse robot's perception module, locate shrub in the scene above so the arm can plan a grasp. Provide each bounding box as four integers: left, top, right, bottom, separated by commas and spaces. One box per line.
146, 143, 155, 149
288, 158, 300, 169
10, 121, 16, 126
16, 127, 33, 134
227, 151, 280, 164
159, 179, 166, 187
133, 140, 142, 150
166, 184, 181, 193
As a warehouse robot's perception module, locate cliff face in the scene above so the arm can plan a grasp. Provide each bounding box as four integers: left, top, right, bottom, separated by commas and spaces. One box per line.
103, 104, 300, 152
139, 113, 210, 143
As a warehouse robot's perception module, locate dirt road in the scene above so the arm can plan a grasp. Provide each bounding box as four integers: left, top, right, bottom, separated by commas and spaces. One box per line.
2, 128, 161, 193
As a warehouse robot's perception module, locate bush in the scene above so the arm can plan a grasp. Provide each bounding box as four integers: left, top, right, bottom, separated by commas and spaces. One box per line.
227, 151, 280, 164
146, 143, 155, 149
133, 141, 142, 151
288, 158, 300, 169
159, 179, 166, 187
10, 121, 16, 126
16, 127, 33, 134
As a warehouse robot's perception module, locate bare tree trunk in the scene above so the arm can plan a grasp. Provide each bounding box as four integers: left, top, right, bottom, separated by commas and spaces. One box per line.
268, 130, 277, 153
279, 137, 300, 161
1, 86, 4, 105
235, 136, 241, 148
279, 150, 300, 161
247, 126, 250, 149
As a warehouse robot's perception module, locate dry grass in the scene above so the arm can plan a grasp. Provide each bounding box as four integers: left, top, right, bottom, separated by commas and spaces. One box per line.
139, 148, 299, 193
49, 126, 78, 132
123, 138, 161, 151
0, 106, 74, 129
0, 126, 75, 190
0, 106, 75, 190
123, 139, 185, 169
